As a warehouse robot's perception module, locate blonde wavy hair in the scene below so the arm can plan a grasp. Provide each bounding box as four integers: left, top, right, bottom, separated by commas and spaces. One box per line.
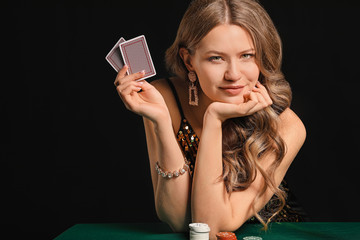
165, 0, 292, 228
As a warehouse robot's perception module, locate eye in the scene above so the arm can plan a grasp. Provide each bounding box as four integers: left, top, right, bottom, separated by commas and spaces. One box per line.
208, 56, 223, 62
241, 53, 255, 59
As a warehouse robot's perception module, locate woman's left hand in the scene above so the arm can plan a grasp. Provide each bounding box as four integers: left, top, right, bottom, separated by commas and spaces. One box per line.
205, 82, 273, 122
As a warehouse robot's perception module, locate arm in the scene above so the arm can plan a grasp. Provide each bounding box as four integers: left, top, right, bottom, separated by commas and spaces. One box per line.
143, 115, 191, 232
191, 88, 305, 238
114, 68, 191, 231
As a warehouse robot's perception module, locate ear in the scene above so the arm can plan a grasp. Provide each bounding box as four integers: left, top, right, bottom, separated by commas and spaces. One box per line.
179, 47, 195, 72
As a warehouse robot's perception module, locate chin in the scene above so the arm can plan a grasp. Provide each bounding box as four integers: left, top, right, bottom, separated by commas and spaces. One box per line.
218, 97, 244, 105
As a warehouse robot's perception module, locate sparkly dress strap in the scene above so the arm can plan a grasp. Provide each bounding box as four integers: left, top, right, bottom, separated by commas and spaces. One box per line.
165, 78, 185, 119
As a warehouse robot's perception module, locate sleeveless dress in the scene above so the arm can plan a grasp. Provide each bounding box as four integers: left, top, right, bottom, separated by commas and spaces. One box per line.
165, 78, 307, 223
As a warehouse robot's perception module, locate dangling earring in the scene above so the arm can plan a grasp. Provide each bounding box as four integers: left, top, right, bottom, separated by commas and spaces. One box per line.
188, 71, 198, 106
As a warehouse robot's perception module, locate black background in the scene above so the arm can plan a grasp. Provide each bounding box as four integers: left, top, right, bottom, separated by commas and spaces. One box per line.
2, 0, 360, 239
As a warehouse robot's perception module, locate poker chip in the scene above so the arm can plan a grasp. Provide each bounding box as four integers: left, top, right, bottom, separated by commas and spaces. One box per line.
216, 231, 237, 240
243, 236, 262, 240
189, 223, 210, 240
189, 223, 211, 232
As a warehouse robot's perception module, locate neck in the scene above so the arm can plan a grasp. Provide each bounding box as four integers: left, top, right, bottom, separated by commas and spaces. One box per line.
190, 90, 214, 131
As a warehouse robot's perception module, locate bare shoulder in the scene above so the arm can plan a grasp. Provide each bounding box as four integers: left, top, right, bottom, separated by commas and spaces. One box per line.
279, 108, 306, 136
151, 78, 167, 87
279, 108, 305, 127
151, 77, 187, 95
278, 108, 306, 152
150, 78, 177, 105
151, 78, 170, 92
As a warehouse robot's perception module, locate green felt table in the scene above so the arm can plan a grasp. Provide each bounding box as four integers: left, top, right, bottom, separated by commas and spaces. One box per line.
54, 222, 360, 240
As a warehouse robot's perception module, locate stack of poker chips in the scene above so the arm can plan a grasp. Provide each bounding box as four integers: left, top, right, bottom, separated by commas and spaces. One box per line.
189, 223, 211, 240
216, 232, 237, 240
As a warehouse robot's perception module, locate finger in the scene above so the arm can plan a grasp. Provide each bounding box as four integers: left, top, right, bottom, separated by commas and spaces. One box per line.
240, 91, 258, 114
255, 91, 267, 107
115, 67, 145, 86
243, 90, 251, 102
234, 99, 258, 117
256, 81, 265, 89
114, 65, 129, 86
240, 91, 267, 116
243, 99, 258, 112
253, 82, 273, 105
117, 80, 143, 96
248, 90, 259, 103
252, 82, 266, 94
248, 91, 271, 114
130, 70, 146, 82
136, 80, 153, 91
122, 84, 143, 96
253, 87, 272, 107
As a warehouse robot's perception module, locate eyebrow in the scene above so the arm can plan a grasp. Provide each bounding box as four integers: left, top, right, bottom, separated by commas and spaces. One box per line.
204, 48, 255, 55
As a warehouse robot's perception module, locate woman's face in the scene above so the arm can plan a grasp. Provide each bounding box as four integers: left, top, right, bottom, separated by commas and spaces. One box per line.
190, 24, 260, 104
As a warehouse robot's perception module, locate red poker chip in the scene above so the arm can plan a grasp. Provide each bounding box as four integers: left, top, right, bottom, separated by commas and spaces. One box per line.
216, 231, 237, 240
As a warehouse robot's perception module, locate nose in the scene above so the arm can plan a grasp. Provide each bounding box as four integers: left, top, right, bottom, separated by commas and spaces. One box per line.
224, 61, 242, 81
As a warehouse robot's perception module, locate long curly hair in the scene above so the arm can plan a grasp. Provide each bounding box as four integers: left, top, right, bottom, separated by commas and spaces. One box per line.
165, 0, 292, 228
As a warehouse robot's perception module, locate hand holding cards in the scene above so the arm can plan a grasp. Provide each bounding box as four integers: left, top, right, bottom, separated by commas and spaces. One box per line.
105, 35, 156, 80
111, 36, 167, 122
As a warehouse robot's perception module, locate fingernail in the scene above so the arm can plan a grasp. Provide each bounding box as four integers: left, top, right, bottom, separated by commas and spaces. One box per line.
140, 70, 145, 74
138, 81, 144, 85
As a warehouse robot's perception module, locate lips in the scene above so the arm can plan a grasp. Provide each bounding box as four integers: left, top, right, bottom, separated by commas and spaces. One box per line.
219, 85, 244, 95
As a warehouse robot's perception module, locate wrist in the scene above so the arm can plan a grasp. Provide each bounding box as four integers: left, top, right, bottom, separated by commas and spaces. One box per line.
204, 107, 223, 129
204, 104, 224, 125
152, 112, 173, 135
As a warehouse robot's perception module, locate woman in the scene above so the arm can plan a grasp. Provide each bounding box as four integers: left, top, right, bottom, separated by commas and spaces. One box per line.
114, 0, 306, 238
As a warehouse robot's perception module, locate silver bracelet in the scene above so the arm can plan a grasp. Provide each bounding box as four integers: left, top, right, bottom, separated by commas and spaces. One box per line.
155, 161, 189, 179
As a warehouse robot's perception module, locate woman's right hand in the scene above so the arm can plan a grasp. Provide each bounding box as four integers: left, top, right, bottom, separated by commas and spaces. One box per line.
205, 82, 273, 123
114, 65, 169, 123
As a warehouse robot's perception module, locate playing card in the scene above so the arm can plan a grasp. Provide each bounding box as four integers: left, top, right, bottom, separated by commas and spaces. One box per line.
119, 35, 156, 80
105, 37, 126, 72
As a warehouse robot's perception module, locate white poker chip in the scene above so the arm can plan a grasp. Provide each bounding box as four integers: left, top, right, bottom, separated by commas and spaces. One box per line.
189, 223, 210, 232
243, 236, 262, 240
189, 223, 210, 240
190, 232, 209, 240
